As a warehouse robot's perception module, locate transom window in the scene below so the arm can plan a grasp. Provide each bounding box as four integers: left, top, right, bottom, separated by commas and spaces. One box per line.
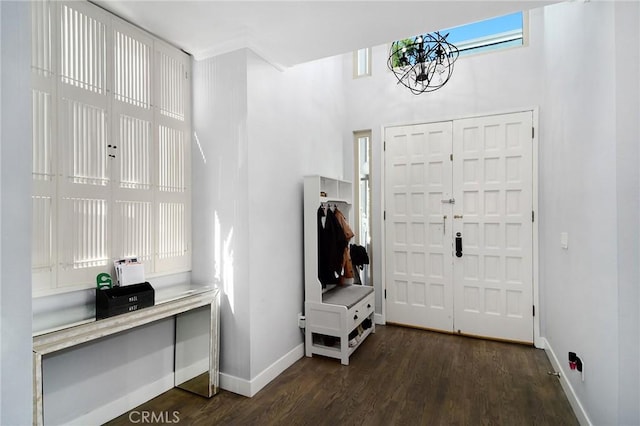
442, 11, 525, 56
389, 11, 525, 62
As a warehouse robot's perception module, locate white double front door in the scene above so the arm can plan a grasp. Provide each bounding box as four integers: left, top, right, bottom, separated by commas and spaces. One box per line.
384, 111, 534, 343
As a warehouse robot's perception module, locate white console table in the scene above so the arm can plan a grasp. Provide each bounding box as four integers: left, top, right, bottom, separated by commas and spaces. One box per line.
32, 284, 220, 426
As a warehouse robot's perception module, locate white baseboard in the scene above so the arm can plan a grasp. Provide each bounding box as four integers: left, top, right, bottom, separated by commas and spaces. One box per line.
542, 337, 592, 426
219, 372, 252, 397
67, 374, 174, 426
374, 313, 384, 325
220, 343, 304, 398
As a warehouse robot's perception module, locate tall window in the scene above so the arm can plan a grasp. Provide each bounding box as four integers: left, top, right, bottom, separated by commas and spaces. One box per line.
353, 47, 371, 78
354, 131, 372, 285
31, 1, 191, 295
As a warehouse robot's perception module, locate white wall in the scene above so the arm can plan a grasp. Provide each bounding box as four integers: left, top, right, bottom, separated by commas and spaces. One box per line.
540, 2, 635, 424
246, 52, 346, 378
192, 50, 252, 383
0, 2, 33, 424
540, 2, 619, 423
614, 3, 640, 423
342, 2, 639, 424
192, 48, 346, 392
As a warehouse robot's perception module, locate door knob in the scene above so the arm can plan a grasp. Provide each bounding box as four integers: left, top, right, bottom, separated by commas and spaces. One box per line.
455, 232, 463, 257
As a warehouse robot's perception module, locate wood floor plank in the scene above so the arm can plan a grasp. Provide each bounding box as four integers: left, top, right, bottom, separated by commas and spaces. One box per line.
104, 325, 578, 426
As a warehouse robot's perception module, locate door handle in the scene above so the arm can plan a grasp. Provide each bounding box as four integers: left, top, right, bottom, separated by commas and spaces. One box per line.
441, 198, 455, 204
455, 232, 463, 257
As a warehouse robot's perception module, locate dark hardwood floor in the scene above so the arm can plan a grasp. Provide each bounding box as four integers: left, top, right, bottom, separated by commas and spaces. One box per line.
105, 325, 578, 426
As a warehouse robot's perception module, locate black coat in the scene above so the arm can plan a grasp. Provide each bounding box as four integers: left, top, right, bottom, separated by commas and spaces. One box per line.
317, 207, 347, 287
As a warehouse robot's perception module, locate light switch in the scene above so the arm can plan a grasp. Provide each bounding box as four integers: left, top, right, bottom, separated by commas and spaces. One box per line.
560, 232, 569, 249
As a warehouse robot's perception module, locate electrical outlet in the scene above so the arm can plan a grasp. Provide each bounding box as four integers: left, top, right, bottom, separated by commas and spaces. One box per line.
568, 351, 584, 380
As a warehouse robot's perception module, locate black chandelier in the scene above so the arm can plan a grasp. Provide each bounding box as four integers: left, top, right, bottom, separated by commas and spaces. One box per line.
387, 32, 459, 95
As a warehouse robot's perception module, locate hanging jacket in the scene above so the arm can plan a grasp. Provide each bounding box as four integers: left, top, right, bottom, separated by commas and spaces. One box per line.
334, 207, 355, 282
317, 206, 347, 286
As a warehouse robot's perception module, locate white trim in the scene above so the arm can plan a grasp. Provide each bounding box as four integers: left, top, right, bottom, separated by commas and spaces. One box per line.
219, 372, 252, 397
532, 107, 542, 349
456, 29, 522, 52
220, 343, 304, 398
353, 130, 373, 288
379, 124, 387, 325
382, 106, 540, 133
248, 343, 304, 397
66, 374, 174, 426
542, 337, 593, 426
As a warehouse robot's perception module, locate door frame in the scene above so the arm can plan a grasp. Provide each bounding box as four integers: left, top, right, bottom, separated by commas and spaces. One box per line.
379, 107, 541, 348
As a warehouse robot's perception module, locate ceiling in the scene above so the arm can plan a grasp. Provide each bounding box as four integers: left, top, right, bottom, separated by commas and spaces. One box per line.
92, 1, 560, 68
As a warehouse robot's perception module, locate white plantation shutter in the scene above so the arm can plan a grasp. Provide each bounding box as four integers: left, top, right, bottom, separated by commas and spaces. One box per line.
111, 21, 156, 271
158, 125, 185, 192
155, 42, 191, 273
32, 194, 55, 292
32, 0, 57, 293
113, 200, 152, 261
31, 0, 53, 78
157, 42, 187, 121
57, 99, 111, 286
59, 3, 107, 94
113, 26, 151, 109
31, 0, 191, 295
56, 2, 111, 287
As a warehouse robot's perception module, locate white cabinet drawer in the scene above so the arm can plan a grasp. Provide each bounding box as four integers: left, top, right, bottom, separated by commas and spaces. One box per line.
348, 292, 374, 330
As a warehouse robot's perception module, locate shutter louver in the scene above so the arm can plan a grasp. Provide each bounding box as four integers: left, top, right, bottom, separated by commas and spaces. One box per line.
62, 197, 109, 271
158, 125, 185, 192
158, 51, 185, 121
60, 4, 106, 94
119, 115, 151, 190
63, 99, 109, 186
32, 90, 54, 181
32, 0, 53, 76
114, 30, 151, 109
115, 201, 152, 263
32, 196, 53, 270
158, 202, 186, 259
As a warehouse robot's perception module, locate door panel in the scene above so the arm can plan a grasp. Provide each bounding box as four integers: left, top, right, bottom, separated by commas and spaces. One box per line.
452, 112, 533, 343
384, 122, 454, 331
384, 111, 534, 343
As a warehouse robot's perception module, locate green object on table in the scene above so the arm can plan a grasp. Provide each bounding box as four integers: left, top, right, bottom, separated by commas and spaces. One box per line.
96, 273, 113, 290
